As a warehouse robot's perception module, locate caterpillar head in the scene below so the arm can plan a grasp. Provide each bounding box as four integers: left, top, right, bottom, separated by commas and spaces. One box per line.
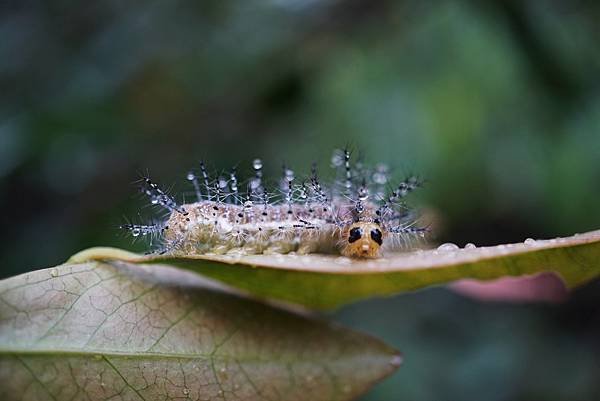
341, 222, 383, 258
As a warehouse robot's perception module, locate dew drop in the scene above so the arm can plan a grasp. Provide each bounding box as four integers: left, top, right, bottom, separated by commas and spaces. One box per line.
390, 354, 403, 367
284, 168, 294, 181
464, 243, 476, 249
252, 158, 263, 170
331, 150, 344, 167
437, 243, 459, 251
373, 164, 389, 184
524, 238, 536, 245
250, 178, 261, 190
186, 172, 195, 181
496, 244, 510, 254
50, 268, 58, 277
373, 172, 387, 184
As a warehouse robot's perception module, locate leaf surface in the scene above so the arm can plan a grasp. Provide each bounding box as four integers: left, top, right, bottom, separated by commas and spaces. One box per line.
70, 230, 600, 310
0, 261, 400, 401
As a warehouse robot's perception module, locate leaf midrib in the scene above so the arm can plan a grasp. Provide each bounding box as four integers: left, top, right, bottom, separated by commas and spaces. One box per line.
0, 348, 388, 365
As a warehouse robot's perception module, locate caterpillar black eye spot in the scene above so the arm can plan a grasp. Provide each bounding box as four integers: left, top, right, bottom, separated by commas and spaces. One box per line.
348, 227, 362, 243
370, 228, 383, 245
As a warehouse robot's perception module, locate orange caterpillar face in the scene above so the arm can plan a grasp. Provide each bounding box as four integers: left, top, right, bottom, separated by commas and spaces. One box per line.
340, 222, 384, 258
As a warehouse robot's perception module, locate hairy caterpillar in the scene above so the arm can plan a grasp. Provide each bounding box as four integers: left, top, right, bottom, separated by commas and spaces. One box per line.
121, 149, 426, 258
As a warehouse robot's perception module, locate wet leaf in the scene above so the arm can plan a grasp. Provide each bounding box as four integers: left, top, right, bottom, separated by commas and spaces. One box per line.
70, 230, 600, 310
0, 261, 400, 401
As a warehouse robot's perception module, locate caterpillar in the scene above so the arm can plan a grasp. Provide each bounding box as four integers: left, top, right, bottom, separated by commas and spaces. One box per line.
121, 148, 427, 258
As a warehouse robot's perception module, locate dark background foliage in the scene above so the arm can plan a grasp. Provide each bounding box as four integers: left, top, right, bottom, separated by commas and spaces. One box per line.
1, 1, 599, 400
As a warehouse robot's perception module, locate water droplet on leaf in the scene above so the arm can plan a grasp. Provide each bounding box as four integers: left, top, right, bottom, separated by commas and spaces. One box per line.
437, 243, 459, 251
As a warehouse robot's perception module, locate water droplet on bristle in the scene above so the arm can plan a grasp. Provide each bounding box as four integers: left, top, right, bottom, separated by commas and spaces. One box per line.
464, 243, 476, 249
250, 178, 261, 190
253, 158, 263, 170
331, 150, 344, 167
524, 238, 536, 245
373, 164, 389, 184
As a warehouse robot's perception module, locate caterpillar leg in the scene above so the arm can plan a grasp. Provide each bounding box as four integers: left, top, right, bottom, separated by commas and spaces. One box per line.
297, 239, 320, 255
263, 240, 297, 255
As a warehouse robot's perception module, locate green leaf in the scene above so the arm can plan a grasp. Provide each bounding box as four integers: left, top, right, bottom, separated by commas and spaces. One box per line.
70, 230, 600, 310
0, 261, 400, 401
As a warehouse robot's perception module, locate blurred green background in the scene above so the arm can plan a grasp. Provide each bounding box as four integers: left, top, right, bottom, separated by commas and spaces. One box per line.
1, 1, 599, 400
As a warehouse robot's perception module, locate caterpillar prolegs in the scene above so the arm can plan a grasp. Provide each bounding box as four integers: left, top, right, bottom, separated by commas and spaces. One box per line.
121, 149, 427, 258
